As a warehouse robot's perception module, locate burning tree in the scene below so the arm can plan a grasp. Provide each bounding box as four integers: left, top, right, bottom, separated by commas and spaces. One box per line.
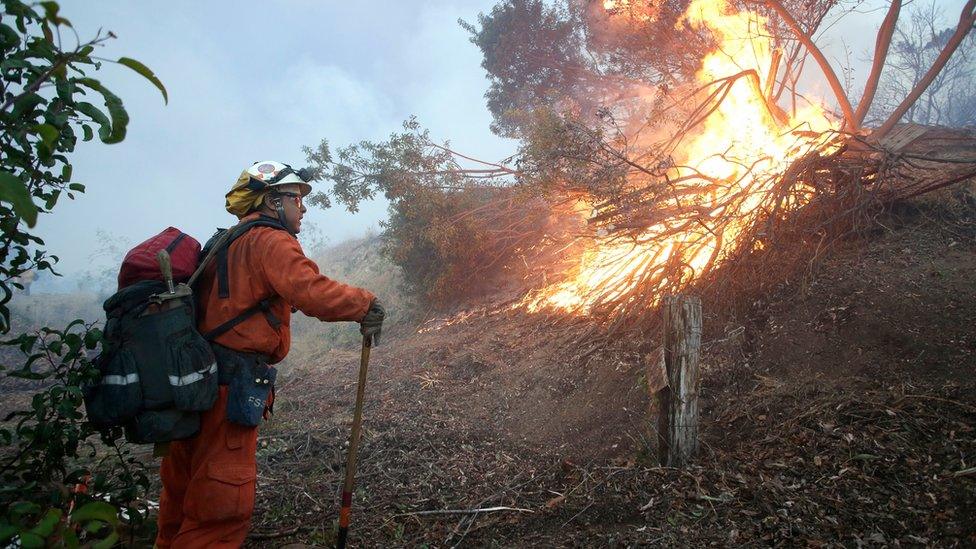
307, 0, 976, 327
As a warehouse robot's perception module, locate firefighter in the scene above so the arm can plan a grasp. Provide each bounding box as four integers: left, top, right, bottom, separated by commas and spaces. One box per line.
155, 161, 384, 548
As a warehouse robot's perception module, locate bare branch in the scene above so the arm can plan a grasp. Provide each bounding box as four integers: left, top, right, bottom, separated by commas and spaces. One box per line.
855, 0, 902, 126
873, 0, 976, 140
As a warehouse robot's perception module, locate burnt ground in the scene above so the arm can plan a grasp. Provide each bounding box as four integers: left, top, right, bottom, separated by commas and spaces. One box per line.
240, 193, 976, 548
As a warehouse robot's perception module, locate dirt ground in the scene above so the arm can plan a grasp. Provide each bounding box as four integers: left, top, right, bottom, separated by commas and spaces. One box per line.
242, 195, 976, 547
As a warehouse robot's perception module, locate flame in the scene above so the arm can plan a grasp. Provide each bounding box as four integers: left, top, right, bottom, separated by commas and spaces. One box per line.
525, 0, 838, 314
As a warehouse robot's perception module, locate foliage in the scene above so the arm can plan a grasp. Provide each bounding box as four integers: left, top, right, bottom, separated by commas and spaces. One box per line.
0, 1, 165, 544
0, 321, 150, 546
304, 118, 548, 305
459, 0, 841, 139
458, 0, 592, 137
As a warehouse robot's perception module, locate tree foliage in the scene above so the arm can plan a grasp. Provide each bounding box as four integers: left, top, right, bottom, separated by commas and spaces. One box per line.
304, 118, 549, 305
460, 0, 842, 139
0, 1, 165, 544
459, 1, 592, 137
1, 322, 150, 547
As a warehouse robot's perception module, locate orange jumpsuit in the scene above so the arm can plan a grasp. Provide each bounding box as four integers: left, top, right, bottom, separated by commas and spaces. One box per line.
155, 214, 374, 548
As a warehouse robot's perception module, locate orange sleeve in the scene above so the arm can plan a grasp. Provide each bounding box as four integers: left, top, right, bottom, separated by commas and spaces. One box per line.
255, 230, 375, 322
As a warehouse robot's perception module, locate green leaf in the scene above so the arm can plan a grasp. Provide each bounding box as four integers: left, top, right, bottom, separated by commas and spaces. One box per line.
0, 172, 39, 227
83, 328, 101, 349
0, 23, 20, 49
116, 57, 167, 104
55, 76, 72, 101
9, 368, 45, 380
61, 529, 80, 548
40, 2, 71, 27
10, 501, 41, 519
81, 124, 93, 142
47, 339, 63, 355
20, 532, 46, 548
32, 123, 59, 155
28, 508, 62, 538
74, 101, 111, 141
0, 523, 16, 542
69, 502, 119, 526
10, 93, 47, 120
40, 21, 53, 44
39, 2, 59, 20
1, 58, 31, 71
19, 334, 38, 353
75, 78, 128, 144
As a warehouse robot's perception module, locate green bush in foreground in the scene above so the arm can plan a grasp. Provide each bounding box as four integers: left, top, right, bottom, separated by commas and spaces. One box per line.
0, 0, 166, 544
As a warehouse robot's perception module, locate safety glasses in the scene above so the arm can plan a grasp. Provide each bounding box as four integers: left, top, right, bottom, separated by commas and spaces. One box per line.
274, 191, 303, 207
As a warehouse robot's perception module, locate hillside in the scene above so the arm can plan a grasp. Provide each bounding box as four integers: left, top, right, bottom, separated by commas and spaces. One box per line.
246, 191, 976, 547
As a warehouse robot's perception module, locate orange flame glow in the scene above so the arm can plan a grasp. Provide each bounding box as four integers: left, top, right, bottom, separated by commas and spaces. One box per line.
525, 0, 838, 314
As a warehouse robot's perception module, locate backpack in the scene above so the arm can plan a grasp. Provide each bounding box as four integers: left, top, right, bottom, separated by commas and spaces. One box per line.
83, 217, 288, 444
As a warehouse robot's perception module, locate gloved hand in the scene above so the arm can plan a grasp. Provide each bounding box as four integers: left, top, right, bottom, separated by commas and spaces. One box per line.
359, 298, 385, 347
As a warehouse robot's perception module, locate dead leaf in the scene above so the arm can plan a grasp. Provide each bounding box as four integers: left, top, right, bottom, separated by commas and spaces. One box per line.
545, 495, 565, 509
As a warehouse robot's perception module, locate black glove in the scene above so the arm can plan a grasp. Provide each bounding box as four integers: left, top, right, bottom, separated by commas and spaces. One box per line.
359, 298, 385, 346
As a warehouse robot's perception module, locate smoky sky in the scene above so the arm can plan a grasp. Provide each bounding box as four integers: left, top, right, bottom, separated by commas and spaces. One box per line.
35, 0, 965, 288
39, 0, 517, 284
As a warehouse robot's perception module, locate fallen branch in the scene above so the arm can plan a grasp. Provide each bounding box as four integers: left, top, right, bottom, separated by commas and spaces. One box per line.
248, 525, 306, 540
398, 506, 535, 517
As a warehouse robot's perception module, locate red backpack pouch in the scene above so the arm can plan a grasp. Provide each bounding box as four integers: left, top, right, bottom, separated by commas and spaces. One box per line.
117, 227, 202, 290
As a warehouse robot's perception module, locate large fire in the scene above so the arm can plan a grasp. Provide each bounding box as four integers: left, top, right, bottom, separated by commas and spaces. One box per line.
524, 0, 838, 314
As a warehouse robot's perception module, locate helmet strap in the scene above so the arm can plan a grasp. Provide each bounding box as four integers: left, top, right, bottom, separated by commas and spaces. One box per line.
272, 197, 294, 235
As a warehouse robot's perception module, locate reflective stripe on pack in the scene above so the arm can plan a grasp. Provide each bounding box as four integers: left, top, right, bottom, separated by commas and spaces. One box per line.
168, 362, 217, 387
101, 373, 140, 386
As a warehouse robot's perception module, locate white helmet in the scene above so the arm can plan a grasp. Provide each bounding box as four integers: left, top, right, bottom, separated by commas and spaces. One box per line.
244, 160, 312, 197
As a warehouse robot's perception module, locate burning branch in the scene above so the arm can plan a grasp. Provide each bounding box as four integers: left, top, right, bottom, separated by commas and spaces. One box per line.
753, 0, 858, 131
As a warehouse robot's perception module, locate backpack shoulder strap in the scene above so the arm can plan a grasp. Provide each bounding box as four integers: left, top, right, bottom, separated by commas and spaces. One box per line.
188, 216, 289, 342
213, 217, 288, 298
186, 216, 287, 291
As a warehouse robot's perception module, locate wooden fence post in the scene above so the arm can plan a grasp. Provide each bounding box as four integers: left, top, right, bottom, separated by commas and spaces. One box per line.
657, 294, 702, 467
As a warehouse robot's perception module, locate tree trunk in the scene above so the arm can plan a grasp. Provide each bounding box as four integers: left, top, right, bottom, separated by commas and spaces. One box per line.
854, 0, 901, 126
657, 295, 702, 467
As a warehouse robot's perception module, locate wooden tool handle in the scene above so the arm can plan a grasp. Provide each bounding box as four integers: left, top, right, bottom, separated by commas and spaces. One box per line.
336, 336, 372, 549
157, 250, 175, 294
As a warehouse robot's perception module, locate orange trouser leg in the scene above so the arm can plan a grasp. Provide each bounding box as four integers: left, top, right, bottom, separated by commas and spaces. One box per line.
155, 386, 258, 549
